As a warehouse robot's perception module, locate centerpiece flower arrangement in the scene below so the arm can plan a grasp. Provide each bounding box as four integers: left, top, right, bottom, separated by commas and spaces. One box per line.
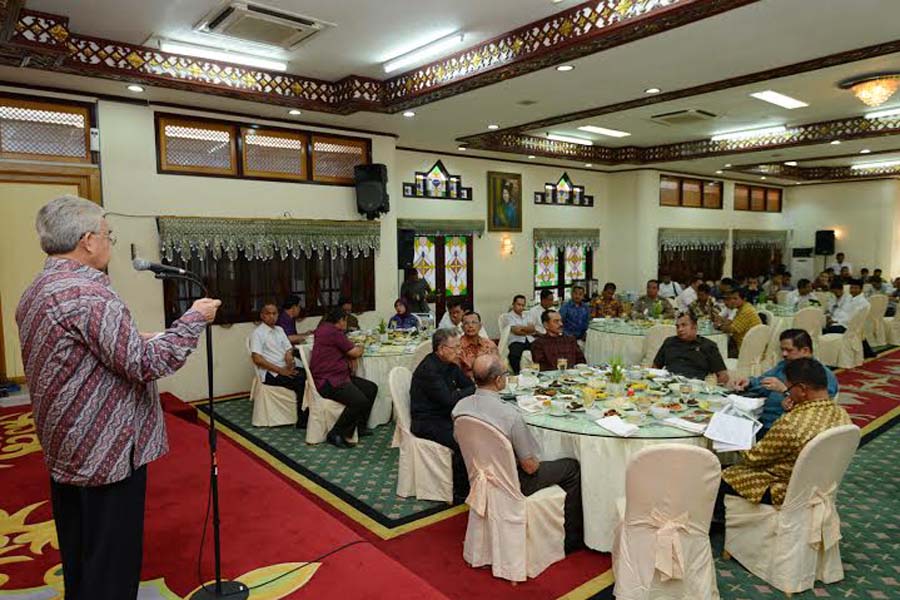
608, 356, 626, 397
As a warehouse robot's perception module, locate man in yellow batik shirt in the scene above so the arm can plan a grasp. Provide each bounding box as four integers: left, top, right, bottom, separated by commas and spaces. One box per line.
714, 358, 851, 517
715, 287, 761, 357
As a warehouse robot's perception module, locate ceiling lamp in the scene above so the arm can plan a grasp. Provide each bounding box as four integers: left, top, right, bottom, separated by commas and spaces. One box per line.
383, 32, 465, 73
839, 73, 900, 108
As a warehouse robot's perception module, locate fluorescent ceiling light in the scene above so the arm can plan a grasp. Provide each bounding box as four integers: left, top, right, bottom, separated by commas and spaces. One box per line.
850, 159, 900, 170
383, 32, 464, 73
546, 133, 593, 146
784, 161, 798, 166
577, 125, 631, 138
749, 90, 809, 109
159, 40, 287, 71
864, 106, 900, 119
710, 125, 786, 142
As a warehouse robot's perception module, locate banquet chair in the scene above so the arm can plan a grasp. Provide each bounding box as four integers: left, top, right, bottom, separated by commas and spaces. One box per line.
641, 324, 675, 367
863, 294, 888, 347
775, 290, 791, 306
389, 366, 453, 503
296, 345, 357, 445
817, 306, 870, 369
885, 311, 900, 345
520, 350, 534, 370
355, 311, 380, 331
757, 308, 774, 327
613, 444, 721, 600
411, 340, 432, 369
724, 324, 771, 380
455, 416, 566, 582
498, 324, 512, 367
792, 307, 825, 354
246, 338, 298, 427
813, 291, 833, 309
723, 425, 860, 595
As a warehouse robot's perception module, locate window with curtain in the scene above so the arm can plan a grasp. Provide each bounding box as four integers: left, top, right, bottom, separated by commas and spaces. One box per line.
732, 245, 783, 279
533, 244, 593, 302
658, 246, 725, 284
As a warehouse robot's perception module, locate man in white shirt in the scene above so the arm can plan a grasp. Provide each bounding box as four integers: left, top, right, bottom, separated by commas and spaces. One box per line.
676, 276, 702, 313
438, 299, 465, 332
825, 280, 847, 319
529, 289, 556, 334
250, 302, 306, 426
658, 273, 683, 299
505, 294, 536, 374
785, 279, 819, 309
824, 279, 875, 358
829, 252, 852, 276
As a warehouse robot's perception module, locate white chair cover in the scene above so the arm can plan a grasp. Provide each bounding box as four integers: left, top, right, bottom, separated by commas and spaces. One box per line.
454, 416, 566, 582
296, 345, 357, 445
885, 312, 900, 345
792, 307, 825, 353
724, 323, 770, 379
498, 324, 512, 365
411, 340, 432, 369
613, 444, 721, 600
642, 325, 676, 367
724, 425, 860, 595
813, 291, 833, 308
757, 308, 775, 327
817, 306, 870, 368
247, 337, 298, 427
389, 366, 453, 503
520, 350, 534, 370
776, 290, 791, 306
863, 294, 888, 347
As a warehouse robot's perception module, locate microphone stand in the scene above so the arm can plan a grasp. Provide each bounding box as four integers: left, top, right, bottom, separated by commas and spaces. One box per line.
155, 273, 248, 600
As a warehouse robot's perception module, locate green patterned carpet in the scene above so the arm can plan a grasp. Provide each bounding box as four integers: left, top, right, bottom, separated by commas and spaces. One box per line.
204, 397, 449, 527
710, 425, 899, 599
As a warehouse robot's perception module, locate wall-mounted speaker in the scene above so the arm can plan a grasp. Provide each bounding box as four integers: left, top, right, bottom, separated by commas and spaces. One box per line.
354, 163, 389, 220
814, 230, 835, 256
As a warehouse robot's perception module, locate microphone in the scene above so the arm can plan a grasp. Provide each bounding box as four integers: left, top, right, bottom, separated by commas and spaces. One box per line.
132, 258, 189, 276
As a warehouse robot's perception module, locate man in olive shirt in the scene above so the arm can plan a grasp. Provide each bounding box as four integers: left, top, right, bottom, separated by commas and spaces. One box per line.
714, 288, 762, 357
653, 312, 729, 384
631, 279, 675, 319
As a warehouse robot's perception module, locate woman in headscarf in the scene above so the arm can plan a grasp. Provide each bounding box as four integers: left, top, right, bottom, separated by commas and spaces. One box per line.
388, 298, 418, 329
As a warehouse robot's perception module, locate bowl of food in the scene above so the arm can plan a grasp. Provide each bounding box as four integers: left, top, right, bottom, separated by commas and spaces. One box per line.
548, 400, 569, 416
534, 394, 552, 410
649, 405, 671, 419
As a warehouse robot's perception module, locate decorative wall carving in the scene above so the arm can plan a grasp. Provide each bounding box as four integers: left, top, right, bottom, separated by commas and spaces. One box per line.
534, 173, 594, 207
402, 160, 471, 200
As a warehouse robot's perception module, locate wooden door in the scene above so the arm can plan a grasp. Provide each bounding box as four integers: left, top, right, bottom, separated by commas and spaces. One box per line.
412, 234, 474, 320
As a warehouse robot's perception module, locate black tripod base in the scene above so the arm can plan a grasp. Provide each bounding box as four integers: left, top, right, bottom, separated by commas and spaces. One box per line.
189, 580, 249, 600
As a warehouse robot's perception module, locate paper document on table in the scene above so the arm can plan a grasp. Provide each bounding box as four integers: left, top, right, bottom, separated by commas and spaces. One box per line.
663, 416, 707, 434
703, 411, 761, 451
595, 415, 639, 437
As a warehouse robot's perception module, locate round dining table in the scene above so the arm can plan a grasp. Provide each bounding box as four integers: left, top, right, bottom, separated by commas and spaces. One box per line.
584, 318, 728, 366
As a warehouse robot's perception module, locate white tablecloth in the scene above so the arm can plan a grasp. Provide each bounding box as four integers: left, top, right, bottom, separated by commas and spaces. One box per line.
584, 330, 728, 366
355, 352, 416, 428
528, 426, 708, 551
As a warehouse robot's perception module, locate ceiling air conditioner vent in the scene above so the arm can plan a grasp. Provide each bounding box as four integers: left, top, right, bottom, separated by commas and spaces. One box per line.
196, 2, 333, 50
650, 109, 717, 127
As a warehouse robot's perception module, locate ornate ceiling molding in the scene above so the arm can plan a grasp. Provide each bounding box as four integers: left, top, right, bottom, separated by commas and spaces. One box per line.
0, 1, 760, 115
464, 114, 900, 165
727, 158, 900, 182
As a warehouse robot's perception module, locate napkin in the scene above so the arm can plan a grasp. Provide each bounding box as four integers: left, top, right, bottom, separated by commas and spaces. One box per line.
724, 394, 765, 413
662, 416, 707, 434
645, 368, 669, 378
516, 395, 544, 414
595, 415, 639, 437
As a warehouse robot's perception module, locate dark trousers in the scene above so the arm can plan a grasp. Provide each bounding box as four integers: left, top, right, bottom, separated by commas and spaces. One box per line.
519, 458, 583, 553
823, 325, 876, 358
412, 418, 469, 498
713, 479, 771, 522
508, 340, 531, 374
49, 465, 148, 600
320, 376, 376, 439
264, 371, 308, 426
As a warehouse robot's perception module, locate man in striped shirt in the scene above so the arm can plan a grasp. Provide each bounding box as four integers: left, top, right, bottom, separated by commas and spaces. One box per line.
16, 196, 220, 600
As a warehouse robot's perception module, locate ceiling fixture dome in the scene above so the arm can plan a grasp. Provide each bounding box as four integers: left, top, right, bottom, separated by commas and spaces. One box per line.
839, 72, 900, 107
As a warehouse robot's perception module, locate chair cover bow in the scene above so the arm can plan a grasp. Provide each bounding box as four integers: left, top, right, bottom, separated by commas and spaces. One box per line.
807, 483, 841, 550
629, 508, 692, 581
466, 468, 499, 517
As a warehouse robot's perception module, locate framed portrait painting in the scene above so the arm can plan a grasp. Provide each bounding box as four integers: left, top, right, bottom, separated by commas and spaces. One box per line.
487, 171, 522, 232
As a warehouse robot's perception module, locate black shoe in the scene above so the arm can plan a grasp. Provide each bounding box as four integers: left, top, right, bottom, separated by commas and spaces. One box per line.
326, 432, 351, 449
358, 427, 374, 437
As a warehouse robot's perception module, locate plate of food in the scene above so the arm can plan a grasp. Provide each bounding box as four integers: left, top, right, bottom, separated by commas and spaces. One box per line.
681, 411, 713, 423
536, 387, 558, 397
602, 408, 621, 418
659, 401, 685, 412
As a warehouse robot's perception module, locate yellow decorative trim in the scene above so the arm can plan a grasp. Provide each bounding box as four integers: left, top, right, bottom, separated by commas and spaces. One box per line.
555, 568, 614, 599
861, 405, 900, 436
196, 412, 466, 539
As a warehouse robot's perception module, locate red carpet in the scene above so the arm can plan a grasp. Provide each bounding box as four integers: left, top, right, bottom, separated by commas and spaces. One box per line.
834, 347, 900, 438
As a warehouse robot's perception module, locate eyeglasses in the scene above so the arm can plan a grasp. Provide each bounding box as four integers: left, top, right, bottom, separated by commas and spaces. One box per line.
784, 383, 799, 397
86, 229, 117, 246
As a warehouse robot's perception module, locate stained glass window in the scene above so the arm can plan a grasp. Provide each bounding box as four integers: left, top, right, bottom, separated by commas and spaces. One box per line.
534, 244, 593, 302
556, 176, 572, 205
413, 236, 436, 291
534, 245, 558, 288
444, 236, 468, 296
425, 162, 448, 197
564, 244, 586, 284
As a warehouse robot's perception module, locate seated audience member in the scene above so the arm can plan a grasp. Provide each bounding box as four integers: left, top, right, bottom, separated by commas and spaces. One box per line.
813, 271, 831, 291
529, 289, 556, 334
838, 265, 851, 284
715, 278, 738, 320
400, 268, 431, 314
825, 278, 875, 358
310, 307, 376, 448
829, 252, 852, 276
457, 311, 498, 380
780, 271, 795, 291
785, 278, 818, 309
531, 310, 586, 371
824, 279, 845, 317
454, 355, 584, 553
859, 267, 870, 281
675, 276, 702, 313
732, 329, 838, 435
631, 279, 675, 319
591, 282, 624, 318
888, 277, 900, 316
714, 288, 762, 357
560, 284, 591, 340
276, 295, 311, 344
689, 283, 719, 321
438, 298, 465, 332
744, 277, 762, 305
506, 294, 536, 374
338, 296, 360, 331
716, 358, 851, 516
872, 268, 883, 280
762, 273, 783, 301
389, 298, 418, 330
251, 302, 307, 427
653, 312, 728, 384
658, 273, 683, 299
410, 329, 477, 498
867, 276, 889, 296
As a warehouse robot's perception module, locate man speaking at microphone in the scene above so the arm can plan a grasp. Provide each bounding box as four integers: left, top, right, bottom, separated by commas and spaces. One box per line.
16, 196, 220, 600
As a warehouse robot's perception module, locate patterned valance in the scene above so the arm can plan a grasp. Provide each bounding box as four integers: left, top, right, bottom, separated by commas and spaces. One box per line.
533, 228, 601, 249
396, 219, 485, 237
157, 216, 381, 262
733, 230, 788, 249
658, 229, 728, 251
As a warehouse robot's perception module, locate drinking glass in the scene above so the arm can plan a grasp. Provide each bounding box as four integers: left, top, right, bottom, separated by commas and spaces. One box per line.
582, 386, 596, 409
557, 358, 569, 371
704, 374, 718, 394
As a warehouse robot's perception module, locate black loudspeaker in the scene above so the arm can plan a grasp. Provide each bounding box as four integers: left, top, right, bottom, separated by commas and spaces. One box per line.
814, 230, 835, 256
398, 229, 414, 269
354, 163, 389, 220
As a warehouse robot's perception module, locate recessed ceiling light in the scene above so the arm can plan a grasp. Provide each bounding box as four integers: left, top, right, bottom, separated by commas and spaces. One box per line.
760, 176, 767, 180
830, 140, 841, 145
288, 109, 302, 115
159, 40, 287, 71
784, 161, 798, 166
584, 163, 593, 167
860, 149, 872, 154
402, 111, 415, 117
749, 90, 809, 109
724, 163, 732, 168
546, 133, 593, 146
487, 124, 499, 130
715, 170, 723, 174
383, 32, 465, 73
127, 84, 144, 93
457, 145, 467, 151
710, 125, 787, 142
528, 155, 536, 159
644, 87, 661, 94
577, 125, 631, 138
556, 65, 575, 72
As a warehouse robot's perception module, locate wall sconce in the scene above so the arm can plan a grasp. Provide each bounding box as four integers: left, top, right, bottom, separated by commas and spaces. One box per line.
501, 235, 515, 256
833, 228, 844, 240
